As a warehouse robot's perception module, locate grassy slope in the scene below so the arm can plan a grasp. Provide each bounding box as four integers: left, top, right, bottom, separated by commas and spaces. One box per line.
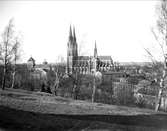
0, 88, 159, 115
0, 88, 167, 131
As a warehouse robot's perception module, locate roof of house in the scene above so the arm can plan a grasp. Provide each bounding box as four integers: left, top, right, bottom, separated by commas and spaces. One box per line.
27, 57, 35, 62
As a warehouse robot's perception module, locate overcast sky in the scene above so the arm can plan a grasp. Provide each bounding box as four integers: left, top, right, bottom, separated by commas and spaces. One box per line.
0, 1, 160, 63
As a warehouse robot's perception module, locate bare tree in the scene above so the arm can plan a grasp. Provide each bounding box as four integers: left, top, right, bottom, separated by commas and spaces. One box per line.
52, 65, 65, 95
154, 0, 167, 111
0, 19, 15, 90
11, 36, 21, 89
146, 0, 167, 111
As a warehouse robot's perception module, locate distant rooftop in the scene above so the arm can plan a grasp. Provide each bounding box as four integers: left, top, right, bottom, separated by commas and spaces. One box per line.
27, 57, 35, 62
77, 55, 112, 61
98, 56, 112, 60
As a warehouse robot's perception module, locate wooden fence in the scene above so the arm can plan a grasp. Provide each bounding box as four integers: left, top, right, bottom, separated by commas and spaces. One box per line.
112, 82, 135, 105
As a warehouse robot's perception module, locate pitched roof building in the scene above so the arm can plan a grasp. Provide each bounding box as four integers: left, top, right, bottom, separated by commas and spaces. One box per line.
27, 56, 36, 70
66, 26, 114, 74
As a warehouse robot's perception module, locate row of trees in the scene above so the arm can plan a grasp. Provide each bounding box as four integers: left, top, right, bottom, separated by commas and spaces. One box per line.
0, 18, 21, 90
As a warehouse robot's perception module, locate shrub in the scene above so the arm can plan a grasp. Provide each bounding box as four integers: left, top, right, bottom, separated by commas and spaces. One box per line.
112, 82, 135, 105
134, 93, 156, 109
135, 94, 146, 108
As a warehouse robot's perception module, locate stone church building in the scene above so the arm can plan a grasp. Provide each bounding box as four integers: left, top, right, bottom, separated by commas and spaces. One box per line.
66, 26, 114, 74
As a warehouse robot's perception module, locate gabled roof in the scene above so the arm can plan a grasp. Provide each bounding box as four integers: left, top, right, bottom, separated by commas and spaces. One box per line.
27, 57, 35, 62
78, 56, 90, 61
98, 56, 112, 61
77, 55, 113, 62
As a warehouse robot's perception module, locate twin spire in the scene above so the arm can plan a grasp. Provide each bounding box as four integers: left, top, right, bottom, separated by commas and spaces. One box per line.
69, 25, 76, 41
69, 25, 98, 58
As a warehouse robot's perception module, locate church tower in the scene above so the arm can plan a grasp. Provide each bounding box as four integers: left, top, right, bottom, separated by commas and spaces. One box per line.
92, 41, 98, 72
94, 41, 98, 58
67, 25, 78, 74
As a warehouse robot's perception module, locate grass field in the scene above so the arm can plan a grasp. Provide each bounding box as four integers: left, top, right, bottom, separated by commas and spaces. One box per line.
0, 88, 167, 131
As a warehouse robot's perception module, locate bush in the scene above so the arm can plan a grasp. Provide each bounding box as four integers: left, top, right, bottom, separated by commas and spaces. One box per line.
78, 84, 92, 100
135, 94, 146, 108
112, 82, 135, 105
138, 87, 159, 96
134, 93, 156, 109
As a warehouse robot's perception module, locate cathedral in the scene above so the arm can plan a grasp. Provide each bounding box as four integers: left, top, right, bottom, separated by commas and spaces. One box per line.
66, 26, 114, 74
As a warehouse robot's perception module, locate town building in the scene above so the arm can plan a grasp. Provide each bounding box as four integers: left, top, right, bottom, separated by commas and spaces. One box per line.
27, 56, 36, 70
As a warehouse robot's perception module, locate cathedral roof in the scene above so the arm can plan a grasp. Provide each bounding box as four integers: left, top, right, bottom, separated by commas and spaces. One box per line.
78, 56, 90, 61
98, 56, 112, 61
77, 55, 112, 61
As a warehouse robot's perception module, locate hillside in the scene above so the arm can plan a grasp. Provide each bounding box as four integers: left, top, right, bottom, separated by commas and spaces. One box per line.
0, 88, 167, 131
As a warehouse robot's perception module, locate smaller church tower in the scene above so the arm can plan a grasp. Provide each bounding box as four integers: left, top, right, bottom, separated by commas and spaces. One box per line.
94, 41, 98, 58
92, 41, 98, 72
67, 25, 78, 74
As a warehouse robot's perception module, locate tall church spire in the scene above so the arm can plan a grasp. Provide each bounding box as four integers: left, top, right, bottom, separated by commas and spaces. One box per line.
94, 41, 98, 58
69, 25, 73, 40
73, 26, 76, 42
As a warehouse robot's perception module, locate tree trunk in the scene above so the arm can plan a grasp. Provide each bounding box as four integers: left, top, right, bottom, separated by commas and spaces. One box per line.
155, 68, 166, 111
54, 75, 59, 96
92, 75, 96, 103
2, 66, 6, 90
73, 84, 77, 99
155, 88, 163, 111
11, 71, 15, 89
72, 72, 78, 100
11, 60, 16, 89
